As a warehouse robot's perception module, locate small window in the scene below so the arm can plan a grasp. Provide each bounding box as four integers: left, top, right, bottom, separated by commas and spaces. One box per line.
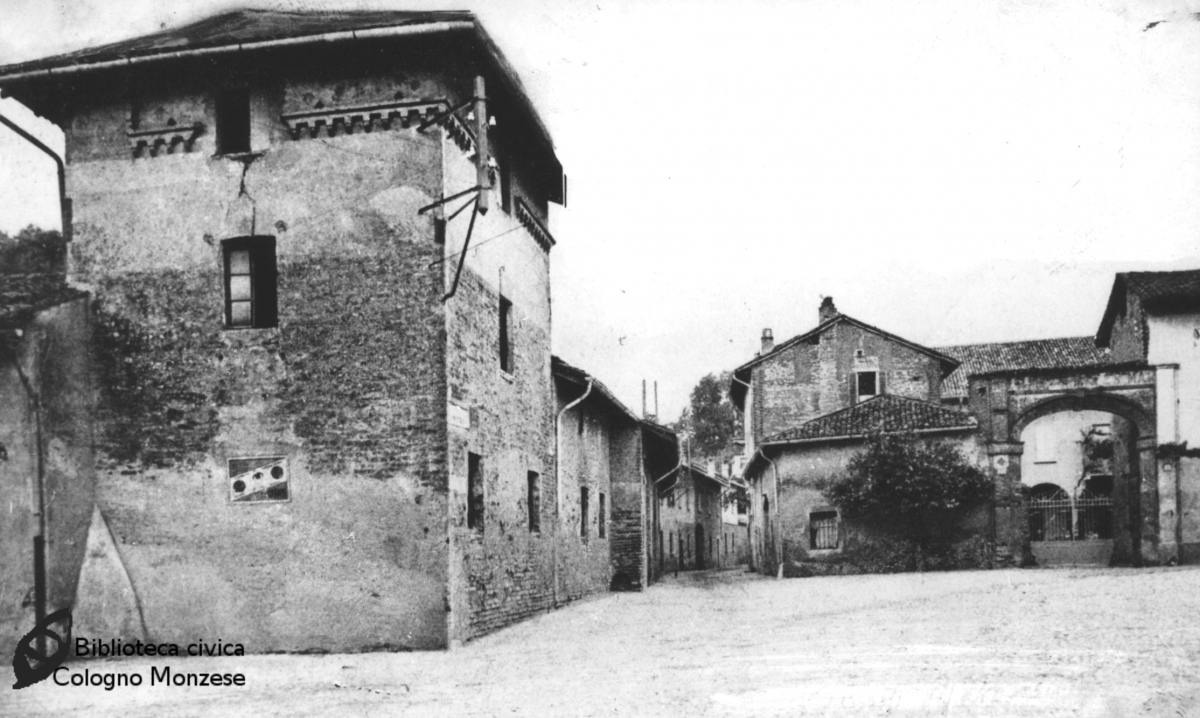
467, 452, 484, 532
527, 470, 541, 533
580, 487, 589, 539
810, 510, 838, 550
216, 89, 251, 155
856, 371, 878, 401
500, 161, 512, 214
499, 295, 513, 373
669, 532, 674, 555
223, 237, 277, 329
598, 492, 606, 539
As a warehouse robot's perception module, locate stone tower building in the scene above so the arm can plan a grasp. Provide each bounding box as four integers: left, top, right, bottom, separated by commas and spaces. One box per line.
0, 9, 566, 651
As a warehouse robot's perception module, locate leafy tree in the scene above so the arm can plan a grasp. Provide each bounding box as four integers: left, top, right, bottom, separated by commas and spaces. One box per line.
676, 371, 739, 461
0, 225, 65, 276
823, 433, 991, 570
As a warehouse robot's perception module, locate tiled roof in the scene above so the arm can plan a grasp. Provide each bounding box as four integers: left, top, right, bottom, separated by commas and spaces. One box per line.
937, 337, 1112, 399
0, 275, 87, 329
761, 394, 975, 444
1125, 269, 1200, 306
1097, 269, 1200, 346
0, 10, 473, 77
552, 355, 639, 424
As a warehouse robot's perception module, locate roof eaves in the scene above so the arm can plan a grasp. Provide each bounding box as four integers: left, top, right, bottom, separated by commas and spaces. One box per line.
0, 14, 477, 83
552, 355, 638, 424
732, 313, 959, 384
759, 423, 977, 449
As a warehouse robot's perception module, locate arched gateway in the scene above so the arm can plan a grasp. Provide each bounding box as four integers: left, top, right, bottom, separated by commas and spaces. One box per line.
969, 364, 1160, 567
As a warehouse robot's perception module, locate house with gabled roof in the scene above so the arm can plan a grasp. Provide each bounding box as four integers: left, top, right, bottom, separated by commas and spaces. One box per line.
732, 298, 986, 576
733, 267, 1200, 575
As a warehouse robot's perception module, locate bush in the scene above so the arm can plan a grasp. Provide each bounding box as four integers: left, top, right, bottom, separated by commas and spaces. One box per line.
822, 433, 991, 571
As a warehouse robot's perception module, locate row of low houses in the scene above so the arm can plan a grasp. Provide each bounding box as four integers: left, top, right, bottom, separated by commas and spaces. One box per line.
0, 9, 749, 657
734, 278, 1200, 575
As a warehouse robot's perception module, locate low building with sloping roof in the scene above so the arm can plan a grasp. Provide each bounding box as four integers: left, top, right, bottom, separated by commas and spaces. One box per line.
553, 355, 656, 595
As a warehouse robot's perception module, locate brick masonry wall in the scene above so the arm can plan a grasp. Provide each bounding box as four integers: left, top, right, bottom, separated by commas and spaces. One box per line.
1107, 292, 1147, 363
608, 422, 644, 590
447, 269, 556, 642
754, 322, 947, 443
441, 112, 558, 641
64, 70, 457, 652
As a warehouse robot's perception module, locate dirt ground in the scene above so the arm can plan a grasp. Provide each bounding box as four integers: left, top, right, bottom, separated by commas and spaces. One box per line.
4, 566, 1199, 717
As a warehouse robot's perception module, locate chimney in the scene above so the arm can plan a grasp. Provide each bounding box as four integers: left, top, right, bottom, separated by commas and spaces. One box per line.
819, 296, 838, 324
761, 328, 774, 354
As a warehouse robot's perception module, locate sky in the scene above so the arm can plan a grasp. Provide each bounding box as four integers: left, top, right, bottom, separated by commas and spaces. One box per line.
1, 0, 1199, 422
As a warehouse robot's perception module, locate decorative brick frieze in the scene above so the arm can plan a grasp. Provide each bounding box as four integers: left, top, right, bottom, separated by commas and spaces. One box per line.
126, 122, 204, 158
280, 98, 447, 139
515, 197, 555, 251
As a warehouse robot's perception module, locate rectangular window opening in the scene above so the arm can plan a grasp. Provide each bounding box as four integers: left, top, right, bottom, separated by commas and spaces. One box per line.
223, 236, 277, 329
500, 160, 512, 214
527, 470, 541, 533
580, 486, 589, 539
598, 492, 606, 539
856, 371, 878, 401
810, 510, 838, 550
499, 295, 513, 373
216, 89, 251, 155
467, 452, 484, 532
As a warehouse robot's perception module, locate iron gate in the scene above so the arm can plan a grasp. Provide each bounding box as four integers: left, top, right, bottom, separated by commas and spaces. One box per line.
1028, 486, 1113, 542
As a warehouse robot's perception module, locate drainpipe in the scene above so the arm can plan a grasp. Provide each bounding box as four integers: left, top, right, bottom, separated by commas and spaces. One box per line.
649, 461, 682, 581
0, 112, 71, 242
750, 446, 783, 579
553, 379, 592, 606
6, 332, 47, 652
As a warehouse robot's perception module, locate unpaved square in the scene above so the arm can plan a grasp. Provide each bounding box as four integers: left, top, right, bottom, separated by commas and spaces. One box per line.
4, 566, 1198, 717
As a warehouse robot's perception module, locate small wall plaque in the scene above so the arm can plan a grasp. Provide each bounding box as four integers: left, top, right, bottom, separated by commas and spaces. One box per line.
229, 457, 289, 502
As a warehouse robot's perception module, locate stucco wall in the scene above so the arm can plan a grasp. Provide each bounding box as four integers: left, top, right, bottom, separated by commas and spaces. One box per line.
0, 297, 94, 658
65, 69, 460, 652
1147, 313, 1200, 445
748, 433, 988, 576
1019, 410, 1115, 493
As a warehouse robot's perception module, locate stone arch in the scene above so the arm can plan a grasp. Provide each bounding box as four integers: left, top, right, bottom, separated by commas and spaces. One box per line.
1011, 392, 1154, 444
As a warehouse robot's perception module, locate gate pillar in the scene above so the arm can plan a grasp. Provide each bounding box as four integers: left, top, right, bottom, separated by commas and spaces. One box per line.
988, 442, 1032, 567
